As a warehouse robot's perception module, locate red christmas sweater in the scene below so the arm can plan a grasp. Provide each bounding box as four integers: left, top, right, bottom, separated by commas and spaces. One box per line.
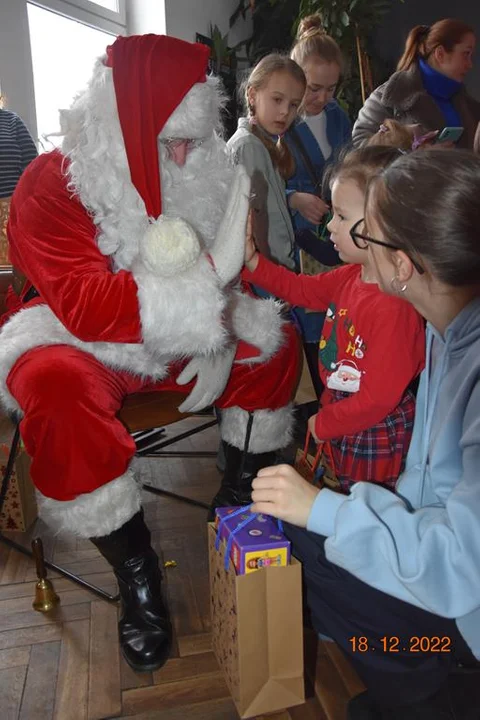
243, 256, 425, 440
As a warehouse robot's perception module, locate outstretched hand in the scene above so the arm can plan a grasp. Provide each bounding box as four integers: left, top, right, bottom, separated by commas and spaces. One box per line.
251, 464, 320, 528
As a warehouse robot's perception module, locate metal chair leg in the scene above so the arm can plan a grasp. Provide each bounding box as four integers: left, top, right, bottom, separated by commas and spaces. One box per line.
137, 417, 218, 510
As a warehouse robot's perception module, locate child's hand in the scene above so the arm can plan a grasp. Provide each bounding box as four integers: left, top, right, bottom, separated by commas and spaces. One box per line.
251, 464, 320, 527
290, 192, 329, 225
307, 414, 320, 442
245, 209, 259, 271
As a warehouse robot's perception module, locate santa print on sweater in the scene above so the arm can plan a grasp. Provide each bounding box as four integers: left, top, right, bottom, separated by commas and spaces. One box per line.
243, 256, 426, 442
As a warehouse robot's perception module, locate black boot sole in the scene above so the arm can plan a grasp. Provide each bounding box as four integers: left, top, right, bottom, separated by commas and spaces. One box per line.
121, 646, 171, 673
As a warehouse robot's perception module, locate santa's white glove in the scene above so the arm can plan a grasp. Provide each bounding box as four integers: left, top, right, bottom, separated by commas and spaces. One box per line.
210, 165, 251, 286
177, 345, 237, 413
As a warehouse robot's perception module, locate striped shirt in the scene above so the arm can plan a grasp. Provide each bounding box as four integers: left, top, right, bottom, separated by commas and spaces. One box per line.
0, 109, 38, 199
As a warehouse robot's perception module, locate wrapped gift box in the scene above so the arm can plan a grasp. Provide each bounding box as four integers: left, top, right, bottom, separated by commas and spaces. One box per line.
215, 506, 290, 575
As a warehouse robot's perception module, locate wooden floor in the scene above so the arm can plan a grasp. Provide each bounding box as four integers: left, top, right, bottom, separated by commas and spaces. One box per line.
0, 417, 364, 720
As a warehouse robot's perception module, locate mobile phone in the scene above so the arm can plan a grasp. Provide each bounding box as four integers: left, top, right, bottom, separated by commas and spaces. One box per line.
435, 127, 464, 144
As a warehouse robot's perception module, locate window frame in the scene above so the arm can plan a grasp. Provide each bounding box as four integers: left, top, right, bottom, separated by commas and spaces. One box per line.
28, 0, 126, 35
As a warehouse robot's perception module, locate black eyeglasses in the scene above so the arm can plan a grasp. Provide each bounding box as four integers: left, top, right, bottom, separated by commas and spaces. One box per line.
350, 219, 425, 275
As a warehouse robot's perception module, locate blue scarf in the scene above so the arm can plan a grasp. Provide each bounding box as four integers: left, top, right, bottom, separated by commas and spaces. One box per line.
418, 58, 462, 127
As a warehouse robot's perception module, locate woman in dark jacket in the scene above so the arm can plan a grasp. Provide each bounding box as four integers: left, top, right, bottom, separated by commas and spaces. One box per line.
353, 19, 480, 149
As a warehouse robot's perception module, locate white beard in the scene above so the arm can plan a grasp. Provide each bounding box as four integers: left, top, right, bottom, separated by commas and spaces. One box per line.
159, 136, 234, 252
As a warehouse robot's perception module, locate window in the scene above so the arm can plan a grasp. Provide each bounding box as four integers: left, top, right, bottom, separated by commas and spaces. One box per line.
27, 3, 116, 148
90, 0, 119, 10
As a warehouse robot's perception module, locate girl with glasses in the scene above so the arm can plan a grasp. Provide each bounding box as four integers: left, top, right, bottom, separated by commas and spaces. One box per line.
243, 145, 425, 492
249, 148, 480, 718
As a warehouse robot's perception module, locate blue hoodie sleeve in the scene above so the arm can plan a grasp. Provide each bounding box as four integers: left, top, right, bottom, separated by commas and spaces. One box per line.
307, 377, 480, 618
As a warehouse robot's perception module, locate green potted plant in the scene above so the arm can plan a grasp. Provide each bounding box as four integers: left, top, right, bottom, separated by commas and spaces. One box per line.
230, 0, 401, 120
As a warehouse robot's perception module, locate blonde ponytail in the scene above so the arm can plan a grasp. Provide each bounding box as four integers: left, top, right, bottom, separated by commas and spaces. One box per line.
291, 13, 343, 72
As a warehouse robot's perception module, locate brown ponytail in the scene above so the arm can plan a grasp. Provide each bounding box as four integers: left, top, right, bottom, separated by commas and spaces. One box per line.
249, 124, 296, 180
397, 18, 474, 72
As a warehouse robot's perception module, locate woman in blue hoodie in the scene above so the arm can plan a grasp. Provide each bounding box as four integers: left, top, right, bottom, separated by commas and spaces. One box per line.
250, 148, 480, 719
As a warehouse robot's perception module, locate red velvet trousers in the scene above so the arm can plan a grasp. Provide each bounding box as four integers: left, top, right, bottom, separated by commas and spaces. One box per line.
6, 325, 299, 501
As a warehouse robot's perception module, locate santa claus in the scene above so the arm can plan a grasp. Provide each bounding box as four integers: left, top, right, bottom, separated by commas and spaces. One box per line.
0, 35, 299, 672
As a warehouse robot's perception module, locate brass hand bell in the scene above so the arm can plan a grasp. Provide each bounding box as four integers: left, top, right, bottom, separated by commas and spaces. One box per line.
32, 537, 60, 613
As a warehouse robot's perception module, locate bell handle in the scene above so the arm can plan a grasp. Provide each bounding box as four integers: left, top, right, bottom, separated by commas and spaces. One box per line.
31, 537, 47, 580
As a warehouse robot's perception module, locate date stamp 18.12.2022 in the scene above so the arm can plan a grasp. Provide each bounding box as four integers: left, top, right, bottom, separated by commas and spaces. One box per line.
349, 636, 452, 654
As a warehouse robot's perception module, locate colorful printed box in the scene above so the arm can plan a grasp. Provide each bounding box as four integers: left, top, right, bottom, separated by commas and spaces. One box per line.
215, 506, 291, 575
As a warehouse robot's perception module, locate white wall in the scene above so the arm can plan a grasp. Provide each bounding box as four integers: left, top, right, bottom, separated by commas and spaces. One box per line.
165, 0, 251, 47
0, 0, 37, 138
126, 0, 166, 35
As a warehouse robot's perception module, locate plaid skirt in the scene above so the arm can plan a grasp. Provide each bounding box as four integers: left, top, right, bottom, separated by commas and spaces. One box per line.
324, 389, 416, 493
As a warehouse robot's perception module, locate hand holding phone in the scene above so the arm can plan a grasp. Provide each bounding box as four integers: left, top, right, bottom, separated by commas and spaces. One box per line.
435, 127, 464, 145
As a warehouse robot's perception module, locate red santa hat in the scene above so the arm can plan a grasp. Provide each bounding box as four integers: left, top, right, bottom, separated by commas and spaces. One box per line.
105, 34, 210, 219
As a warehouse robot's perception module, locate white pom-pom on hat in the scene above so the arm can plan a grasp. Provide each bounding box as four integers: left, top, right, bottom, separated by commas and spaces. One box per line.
141, 216, 201, 276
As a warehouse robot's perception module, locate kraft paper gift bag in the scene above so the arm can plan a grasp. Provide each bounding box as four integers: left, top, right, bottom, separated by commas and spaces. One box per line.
208, 524, 305, 718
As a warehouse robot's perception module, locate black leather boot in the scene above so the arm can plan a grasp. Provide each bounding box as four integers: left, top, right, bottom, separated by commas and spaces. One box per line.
90, 511, 172, 672
207, 443, 277, 521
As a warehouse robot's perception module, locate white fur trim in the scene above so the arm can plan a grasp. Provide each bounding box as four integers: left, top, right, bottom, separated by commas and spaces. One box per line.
220, 404, 294, 453
209, 165, 250, 287
36, 469, 141, 538
230, 291, 286, 363
133, 254, 228, 358
161, 76, 226, 140
0, 305, 169, 414
141, 216, 200, 277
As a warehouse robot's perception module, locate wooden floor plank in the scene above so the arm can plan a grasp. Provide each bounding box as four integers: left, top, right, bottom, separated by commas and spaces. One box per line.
115, 696, 238, 720
0, 585, 116, 615
121, 672, 229, 715
313, 646, 351, 720
177, 632, 212, 657
0, 646, 31, 670
0, 602, 91, 632
0, 624, 63, 650
0, 571, 115, 601
290, 694, 329, 720
151, 650, 219, 685
323, 641, 365, 699
88, 601, 122, 720
120, 657, 153, 692
0, 549, 32, 586
0, 665, 28, 719
53, 619, 90, 720
0, 541, 11, 582
24, 556, 110, 582
19, 640, 61, 720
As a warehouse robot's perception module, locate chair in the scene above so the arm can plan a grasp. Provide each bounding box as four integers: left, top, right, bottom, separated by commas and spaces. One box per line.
120, 390, 217, 508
